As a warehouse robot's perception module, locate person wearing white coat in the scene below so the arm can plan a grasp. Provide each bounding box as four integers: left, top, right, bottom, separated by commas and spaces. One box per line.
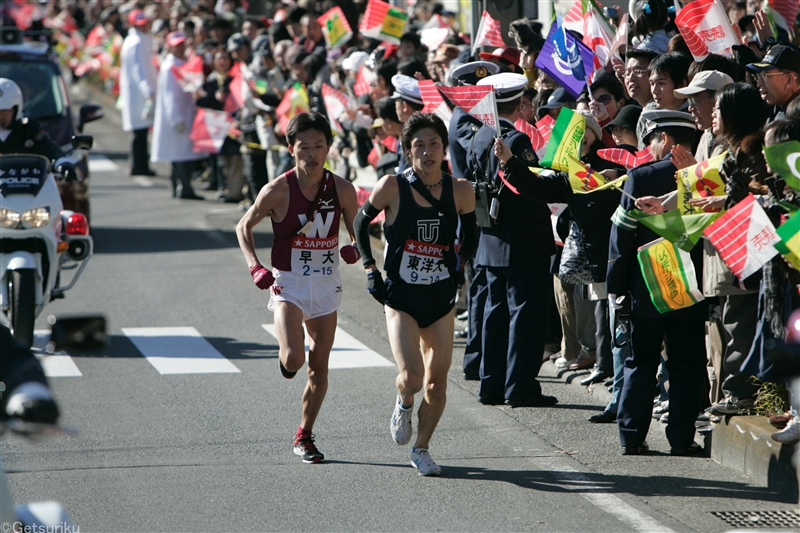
151, 32, 206, 200
119, 9, 158, 176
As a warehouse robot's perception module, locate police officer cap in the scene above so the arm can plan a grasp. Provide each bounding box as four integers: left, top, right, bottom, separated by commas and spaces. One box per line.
477, 73, 528, 102
451, 61, 500, 86
228, 33, 251, 52
390, 74, 423, 106
641, 109, 697, 138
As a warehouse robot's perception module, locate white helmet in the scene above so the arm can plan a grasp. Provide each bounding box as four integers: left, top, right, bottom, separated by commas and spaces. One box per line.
0, 78, 24, 122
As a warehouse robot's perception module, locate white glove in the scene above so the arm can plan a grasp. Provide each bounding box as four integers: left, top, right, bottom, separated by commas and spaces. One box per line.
608, 293, 622, 310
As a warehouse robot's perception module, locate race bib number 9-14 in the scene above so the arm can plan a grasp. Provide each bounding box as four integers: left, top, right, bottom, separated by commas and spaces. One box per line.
291, 236, 339, 276
399, 239, 450, 285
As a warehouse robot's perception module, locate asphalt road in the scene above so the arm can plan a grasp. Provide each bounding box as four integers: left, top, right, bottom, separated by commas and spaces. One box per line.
2, 81, 797, 533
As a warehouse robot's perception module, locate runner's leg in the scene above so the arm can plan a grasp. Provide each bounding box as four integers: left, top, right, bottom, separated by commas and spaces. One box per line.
415, 309, 455, 449
385, 307, 424, 407
273, 301, 307, 373
301, 311, 337, 430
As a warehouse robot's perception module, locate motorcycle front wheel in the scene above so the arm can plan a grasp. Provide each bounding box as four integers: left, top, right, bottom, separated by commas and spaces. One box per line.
8, 269, 35, 348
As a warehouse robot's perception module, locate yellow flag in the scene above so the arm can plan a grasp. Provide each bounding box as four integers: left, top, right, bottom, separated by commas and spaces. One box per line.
540, 108, 586, 172
676, 152, 728, 215
567, 154, 607, 194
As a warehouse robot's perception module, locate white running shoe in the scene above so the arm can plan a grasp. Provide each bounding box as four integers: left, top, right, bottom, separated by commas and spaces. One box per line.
410, 447, 441, 476
390, 395, 413, 445
772, 416, 800, 444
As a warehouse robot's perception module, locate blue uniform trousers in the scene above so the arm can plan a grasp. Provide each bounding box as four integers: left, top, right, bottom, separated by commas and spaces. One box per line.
463, 262, 487, 376
479, 258, 550, 400
617, 315, 706, 449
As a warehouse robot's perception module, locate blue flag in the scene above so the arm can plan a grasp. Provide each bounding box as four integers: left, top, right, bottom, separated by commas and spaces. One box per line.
535, 20, 597, 98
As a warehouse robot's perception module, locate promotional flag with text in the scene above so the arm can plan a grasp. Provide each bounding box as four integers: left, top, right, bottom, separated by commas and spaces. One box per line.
418, 80, 453, 130
318, 6, 353, 49
597, 147, 655, 169
675, 0, 739, 61
535, 20, 597, 98
540, 107, 586, 172
535, 114, 556, 146
276, 82, 310, 133
171, 55, 205, 92
359, 0, 407, 45
354, 64, 377, 97
580, 1, 616, 70
676, 151, 728, 215
703, 194, 781, 280
471, 10, 506, 54
190, 108, 234, 153
638, 238, 704, 313
436, 84, 499, 133
764, 140, 800, 191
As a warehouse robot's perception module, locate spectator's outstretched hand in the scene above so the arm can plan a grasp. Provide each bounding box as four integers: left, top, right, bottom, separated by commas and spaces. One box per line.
671, 145, 697, 169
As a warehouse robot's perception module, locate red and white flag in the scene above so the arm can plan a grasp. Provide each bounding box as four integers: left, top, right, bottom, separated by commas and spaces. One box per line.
675, 0, 739, 61
436, 85, 499, 134
420, 27, 453, 51
582, 7, 616, 70
608, 13, 629, 61
190, 108, 234, 153
703, 194, 781, 279
321, 83, 354, 135
224, 62, 249, 113
562, 1, 585, 34
418, 80, 453, 131
471, 11, 506, 54
381, 136, 399, 153
515, 118, 546, 158
597, 147, 655, 169
535, 114, 555, 146
171, 55, 205, 93
354, 64, 377, 97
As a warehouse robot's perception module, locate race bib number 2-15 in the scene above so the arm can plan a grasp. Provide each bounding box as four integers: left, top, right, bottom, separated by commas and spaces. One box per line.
291, 236, 339, 276
399, 239, 450, 285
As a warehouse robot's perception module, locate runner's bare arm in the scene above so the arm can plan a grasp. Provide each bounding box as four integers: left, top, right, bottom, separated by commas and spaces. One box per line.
452, 177, 476, 215
236, 177, 289, 269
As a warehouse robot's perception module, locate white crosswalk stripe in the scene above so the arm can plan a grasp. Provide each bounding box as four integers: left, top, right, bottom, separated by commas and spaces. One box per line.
262, 324, 394, 369
88, 154, 119, 173
33, 330, 82, 377
122, 327, 241, 375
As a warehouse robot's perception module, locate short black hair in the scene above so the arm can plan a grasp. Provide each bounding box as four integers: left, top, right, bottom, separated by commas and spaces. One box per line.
400, 112, 449, 155
644, 126, 697, 148
400, 31, 422, 49
375, 58, 398, 88
688, 53, 744, 82
626, 48, 659, 65
497, 97, 522, 116
301, 52, 325, 80
716, 82, 767, 148
590, 72, 626, 102
397, 57, 430, 80
286, 112, 333, 147
633, 0, 668, 37
375, 97, 400, 122
648, 52, 692, 88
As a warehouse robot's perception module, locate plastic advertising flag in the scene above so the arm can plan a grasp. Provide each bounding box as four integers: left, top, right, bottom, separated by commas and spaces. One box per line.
638, 238, 705, 313
676, 151, 728, 215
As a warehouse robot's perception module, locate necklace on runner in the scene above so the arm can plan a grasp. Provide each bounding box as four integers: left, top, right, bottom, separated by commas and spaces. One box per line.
423, 176, 444, 190
298, 174, 322, 188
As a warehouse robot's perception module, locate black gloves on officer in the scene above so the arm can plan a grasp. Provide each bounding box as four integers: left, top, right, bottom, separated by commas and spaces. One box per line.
55, 161, 78, 182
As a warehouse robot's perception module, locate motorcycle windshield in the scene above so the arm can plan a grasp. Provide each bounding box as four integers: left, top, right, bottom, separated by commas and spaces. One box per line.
0, 155, 49, 197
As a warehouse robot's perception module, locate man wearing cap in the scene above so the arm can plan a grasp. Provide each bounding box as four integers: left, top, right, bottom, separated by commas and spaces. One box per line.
746, 44, 800, 121
537, 87, 577, 120
228, 33, 252, 64
478, 47, 523, 74
607, 109, 707, 457
390, 74, 425, 173
446, 60, 499, 381
674, 70, 734, 161
151, 32, 205, 200
120, 9, 158, 177
466, 73, 557, 408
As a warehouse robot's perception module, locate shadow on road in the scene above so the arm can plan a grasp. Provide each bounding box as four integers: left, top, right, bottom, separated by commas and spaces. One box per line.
90, 227, 272, 254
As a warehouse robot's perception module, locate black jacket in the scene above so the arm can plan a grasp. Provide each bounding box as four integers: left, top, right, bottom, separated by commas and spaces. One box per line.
0, 118, 64, 161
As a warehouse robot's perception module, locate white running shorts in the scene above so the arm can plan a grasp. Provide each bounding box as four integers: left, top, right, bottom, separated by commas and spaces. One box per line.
268, 268, 343, 320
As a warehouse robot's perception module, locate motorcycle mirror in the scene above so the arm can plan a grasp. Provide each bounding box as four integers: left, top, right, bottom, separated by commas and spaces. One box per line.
45, 315, 107, 353
71, 134, 93, 151
77, 104, 104, 133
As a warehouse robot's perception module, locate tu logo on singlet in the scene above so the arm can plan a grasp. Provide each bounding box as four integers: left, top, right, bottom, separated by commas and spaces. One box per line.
299, 212, 335, 238
417, 219, 440, 243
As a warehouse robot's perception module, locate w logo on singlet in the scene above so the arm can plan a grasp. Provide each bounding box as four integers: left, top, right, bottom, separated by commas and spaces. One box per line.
299, 212, 335, 238
417, 219, 440, 243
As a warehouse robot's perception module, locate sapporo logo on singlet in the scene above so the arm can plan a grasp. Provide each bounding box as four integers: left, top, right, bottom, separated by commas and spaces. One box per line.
400, 219, 449, 285
292, 212, 339, 276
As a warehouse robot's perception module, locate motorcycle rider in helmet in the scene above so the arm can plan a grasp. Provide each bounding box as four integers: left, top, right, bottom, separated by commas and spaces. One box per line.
0, 78, 76, 180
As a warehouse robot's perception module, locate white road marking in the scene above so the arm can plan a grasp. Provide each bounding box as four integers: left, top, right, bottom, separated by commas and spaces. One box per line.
132, 176, 155, 187
262, 324, 394, 369
88, 155, 119, 173
122, 327, 241, 375
32, 330, 82, 377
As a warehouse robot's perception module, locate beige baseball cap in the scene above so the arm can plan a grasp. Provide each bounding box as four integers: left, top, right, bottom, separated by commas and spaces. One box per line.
673, 70, 734, 99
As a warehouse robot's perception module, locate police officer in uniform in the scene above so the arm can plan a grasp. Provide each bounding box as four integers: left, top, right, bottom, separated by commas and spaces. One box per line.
448, 61, 500, 380
390, 74, 425, 174
607, 110, 707, 456
466, 73, 557, 407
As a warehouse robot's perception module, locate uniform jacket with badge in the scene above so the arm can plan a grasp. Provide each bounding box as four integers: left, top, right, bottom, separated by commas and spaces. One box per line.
0, 118, 64, 161
607, 154, 706, 319
151, 54, 207, 163
119, 27, 158, 132
449, 107, 481, 180
505, 145, 622, 282
468, 119, 555, 268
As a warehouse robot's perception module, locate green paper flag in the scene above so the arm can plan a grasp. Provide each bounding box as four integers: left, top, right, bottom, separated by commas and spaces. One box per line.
764, 140, 800, 192
629, 209, 722, 252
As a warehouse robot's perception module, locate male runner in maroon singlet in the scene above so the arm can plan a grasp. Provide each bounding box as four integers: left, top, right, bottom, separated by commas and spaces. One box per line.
236, 112, 360, 464
353, 113, 478, 476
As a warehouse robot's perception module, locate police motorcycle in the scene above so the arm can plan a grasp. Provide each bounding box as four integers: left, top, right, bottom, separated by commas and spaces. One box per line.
0, 137, 94, 348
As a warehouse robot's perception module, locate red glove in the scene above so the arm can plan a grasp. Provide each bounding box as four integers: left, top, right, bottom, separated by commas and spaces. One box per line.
250, 264, 275, 290
340, 244, 361, 265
